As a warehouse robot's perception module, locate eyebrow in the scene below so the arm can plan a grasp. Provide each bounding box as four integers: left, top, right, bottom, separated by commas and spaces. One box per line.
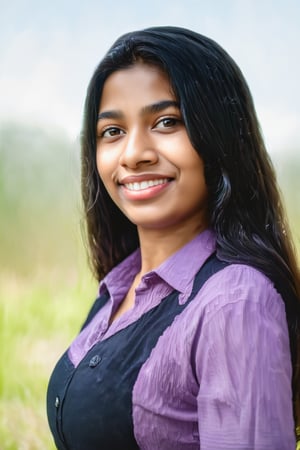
97, 100, 180, 121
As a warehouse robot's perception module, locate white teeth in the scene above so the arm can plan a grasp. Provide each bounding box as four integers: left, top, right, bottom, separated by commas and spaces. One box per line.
140, 181, 148, 189
125, 178, 169, 191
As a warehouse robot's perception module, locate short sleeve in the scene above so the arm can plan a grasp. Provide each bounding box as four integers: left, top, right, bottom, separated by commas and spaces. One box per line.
193, 267, 296, 450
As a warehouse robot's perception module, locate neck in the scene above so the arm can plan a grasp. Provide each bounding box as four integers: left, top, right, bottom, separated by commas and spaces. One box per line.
137, 222, 208, 276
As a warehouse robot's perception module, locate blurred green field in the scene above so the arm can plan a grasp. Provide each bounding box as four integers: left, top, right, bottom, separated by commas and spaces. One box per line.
0, 272, 96, 450
0, 122, 299, 449
0, 122, 98, 449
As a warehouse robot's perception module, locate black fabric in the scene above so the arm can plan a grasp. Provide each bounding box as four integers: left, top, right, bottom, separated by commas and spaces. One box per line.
47, 254, 228, 450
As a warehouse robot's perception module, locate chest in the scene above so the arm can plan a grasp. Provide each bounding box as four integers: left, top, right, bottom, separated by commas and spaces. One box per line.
47, 255, 228, 450
47, 296, 204, 450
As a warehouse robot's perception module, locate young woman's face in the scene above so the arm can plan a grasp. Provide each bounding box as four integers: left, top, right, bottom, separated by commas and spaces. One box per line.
96, 63, 209, 234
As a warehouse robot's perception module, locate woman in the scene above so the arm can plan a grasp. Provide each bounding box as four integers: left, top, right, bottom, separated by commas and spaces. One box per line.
47, 26, 300, 449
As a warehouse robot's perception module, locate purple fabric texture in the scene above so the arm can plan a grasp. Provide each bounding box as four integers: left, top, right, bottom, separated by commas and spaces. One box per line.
68, 229, 295, 449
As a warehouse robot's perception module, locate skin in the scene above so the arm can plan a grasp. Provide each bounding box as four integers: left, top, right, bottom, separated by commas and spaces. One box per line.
96, 63, 209, 318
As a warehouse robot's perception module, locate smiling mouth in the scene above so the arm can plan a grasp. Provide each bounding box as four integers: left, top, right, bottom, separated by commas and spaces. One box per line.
123, 178, 171, 191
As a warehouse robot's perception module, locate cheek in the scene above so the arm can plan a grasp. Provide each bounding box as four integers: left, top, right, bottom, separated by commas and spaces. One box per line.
186, 159, 208, 198
96, 150, 120, 205
95, 149, 101, 175
96, 150, 112, 182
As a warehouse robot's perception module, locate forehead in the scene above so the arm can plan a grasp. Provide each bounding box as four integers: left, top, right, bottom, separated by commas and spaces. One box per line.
99, 63, 175, 111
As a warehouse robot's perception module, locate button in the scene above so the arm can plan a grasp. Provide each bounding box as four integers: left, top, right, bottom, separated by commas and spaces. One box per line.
55, 396, 60, 408
89, 355, 102, 368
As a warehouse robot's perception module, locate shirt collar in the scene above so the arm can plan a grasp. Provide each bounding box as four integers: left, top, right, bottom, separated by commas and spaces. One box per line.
153, 228, 216, 296
99, 248, 141, 300
99, 228, 216, 302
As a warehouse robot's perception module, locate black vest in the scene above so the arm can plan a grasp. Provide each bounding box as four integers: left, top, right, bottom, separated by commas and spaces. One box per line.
47, 254, 228, 450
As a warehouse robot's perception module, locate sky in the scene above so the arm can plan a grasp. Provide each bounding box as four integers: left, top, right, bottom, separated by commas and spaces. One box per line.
1, 0, 299, 154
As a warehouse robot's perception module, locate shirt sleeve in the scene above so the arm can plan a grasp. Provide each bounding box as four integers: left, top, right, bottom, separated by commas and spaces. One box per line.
193, 266, 296, 450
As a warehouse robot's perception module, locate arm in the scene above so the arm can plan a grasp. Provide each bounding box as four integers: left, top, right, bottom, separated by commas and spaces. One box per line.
194, 269, 296, 450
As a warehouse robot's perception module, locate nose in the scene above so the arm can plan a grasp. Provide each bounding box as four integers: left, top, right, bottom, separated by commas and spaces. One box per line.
119, 129, 158, 169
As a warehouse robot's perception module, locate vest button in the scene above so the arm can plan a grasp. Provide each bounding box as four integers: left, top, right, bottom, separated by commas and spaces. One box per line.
89, 355, 102, 368
55, 396, 60, 408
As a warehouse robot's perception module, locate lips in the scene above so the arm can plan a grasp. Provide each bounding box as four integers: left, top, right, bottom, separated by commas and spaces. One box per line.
118, 174, 174, 200
124, 178, 169, 191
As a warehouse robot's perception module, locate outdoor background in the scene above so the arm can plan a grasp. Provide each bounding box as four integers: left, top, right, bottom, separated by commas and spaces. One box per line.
1, 1, 299, 449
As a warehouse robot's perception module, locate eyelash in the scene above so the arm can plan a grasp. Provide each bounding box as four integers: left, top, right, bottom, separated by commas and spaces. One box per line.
100, 127, 124, 138
98, 116, 182, 139
154, 117, 180, 128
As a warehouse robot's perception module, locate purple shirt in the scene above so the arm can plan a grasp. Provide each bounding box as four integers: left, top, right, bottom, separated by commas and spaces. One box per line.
68, 229, 295, 449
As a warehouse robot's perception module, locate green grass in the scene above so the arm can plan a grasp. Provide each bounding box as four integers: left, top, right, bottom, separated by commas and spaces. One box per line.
0, 269, 97, 450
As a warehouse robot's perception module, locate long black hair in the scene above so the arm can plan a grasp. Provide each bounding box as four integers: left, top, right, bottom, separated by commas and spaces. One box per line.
81, 26, 300, 432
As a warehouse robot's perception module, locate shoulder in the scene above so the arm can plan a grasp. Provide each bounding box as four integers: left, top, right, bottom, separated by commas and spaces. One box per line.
191, 263, 292, 387
194, 262, 286, 325
191, 263, 295, 449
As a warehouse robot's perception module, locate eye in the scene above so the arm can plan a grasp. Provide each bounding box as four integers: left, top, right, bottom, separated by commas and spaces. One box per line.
99, 127, 125, 138
154, 117, 181, 129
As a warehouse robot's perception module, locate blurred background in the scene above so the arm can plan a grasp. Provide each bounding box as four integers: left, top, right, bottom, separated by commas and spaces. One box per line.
1, 0, 299, 448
